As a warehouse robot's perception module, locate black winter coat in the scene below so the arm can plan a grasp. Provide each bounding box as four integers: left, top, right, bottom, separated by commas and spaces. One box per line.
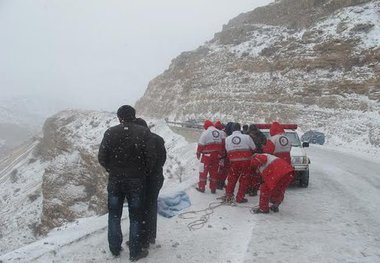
248, 124, 267, 153
146, 132, 166, 176
98, 122, 151, 177
225, 122, 235, 136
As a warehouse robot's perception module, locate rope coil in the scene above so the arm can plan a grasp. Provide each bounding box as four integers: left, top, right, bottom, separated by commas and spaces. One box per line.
178, 197, 256, 231
178, 201, 223, 231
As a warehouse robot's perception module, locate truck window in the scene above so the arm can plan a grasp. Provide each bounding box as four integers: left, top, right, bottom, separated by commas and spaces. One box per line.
262, 131, 302, 147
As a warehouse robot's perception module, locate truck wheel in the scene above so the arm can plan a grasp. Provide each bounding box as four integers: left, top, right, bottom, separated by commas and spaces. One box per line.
298, 170, 309, 188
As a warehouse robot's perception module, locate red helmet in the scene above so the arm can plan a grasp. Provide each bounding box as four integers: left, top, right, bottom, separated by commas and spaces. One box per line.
214, 120, 224, 130
203, 119, 214, 130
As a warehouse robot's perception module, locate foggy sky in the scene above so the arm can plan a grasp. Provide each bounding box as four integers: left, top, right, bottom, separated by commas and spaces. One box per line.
0, 0, 272, 111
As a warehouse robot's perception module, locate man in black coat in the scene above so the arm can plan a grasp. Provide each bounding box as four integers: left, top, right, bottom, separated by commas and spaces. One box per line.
246, 124, 268, 196
98, 105, 150, 261
242, 124, 249, 134
134, 118, 167, 249
248, 124, 267, 153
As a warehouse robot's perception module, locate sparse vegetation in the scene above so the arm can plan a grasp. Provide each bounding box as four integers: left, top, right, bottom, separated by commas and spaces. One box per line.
28, 192, 40, 202
351, 23, 374, 33
28, 158, 37, 164
10, 169, 18, 183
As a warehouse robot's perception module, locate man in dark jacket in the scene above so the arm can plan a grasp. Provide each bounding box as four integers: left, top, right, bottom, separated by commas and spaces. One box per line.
246, 124, 268, 196
225, 122, 236, 136
98, 105, 150, 261
242, 124, 249, 134
134, 118, 167, 249
248, 124, 267, 153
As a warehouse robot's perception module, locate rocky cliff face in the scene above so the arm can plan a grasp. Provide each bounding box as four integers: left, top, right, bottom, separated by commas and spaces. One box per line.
135, 0, 380, 151
0, 110, 108, 251
34, 110, 114, 233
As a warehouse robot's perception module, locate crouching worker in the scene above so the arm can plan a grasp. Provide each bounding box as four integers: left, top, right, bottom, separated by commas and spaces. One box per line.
250, 153, 294, 213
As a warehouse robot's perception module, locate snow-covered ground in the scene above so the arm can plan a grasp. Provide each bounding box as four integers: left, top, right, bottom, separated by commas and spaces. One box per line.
1, 120, 380, 262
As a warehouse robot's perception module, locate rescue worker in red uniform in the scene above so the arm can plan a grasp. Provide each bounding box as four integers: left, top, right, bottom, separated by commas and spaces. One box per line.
250, 153, 294, 213
196, 120, 224, 193
225, 123, 257, 203
263, 122, 292, 165
214, 120, 228, 190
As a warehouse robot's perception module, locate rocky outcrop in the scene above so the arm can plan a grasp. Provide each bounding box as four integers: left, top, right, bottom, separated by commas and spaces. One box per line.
35, 110, 116, 233
135, 0, 380, 150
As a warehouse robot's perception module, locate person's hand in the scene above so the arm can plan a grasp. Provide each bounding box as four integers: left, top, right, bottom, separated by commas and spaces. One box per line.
196, 152, 201, 160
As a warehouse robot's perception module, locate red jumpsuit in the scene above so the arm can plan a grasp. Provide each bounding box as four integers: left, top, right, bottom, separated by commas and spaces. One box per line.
196, 120, 224, 192
263, 122, 292, 165
225, 131, 256, 202
251, 154, 294, 212
214, 121, 228, 189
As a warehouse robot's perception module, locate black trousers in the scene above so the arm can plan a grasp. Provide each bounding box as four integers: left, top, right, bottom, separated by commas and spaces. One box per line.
141, 171, 164, 245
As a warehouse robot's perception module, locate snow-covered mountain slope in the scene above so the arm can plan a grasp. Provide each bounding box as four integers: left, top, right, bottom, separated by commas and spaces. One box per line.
0, 139, 44, 253
1, 129, 379, 262
0, 110, 197, 255
135, 0, 380, 154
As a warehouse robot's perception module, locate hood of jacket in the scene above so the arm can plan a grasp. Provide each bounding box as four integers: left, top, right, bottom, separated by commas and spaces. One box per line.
203, 119, 214, 130
214, 120, 224, 130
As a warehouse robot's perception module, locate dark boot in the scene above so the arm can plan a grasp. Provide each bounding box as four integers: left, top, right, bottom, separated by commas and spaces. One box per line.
248, 188, 258, 196
196, 187, 205, 193
110, 249, 120, 257
236, 198, 248, 203
216, 181, 225, 190
126, 241, 149, 250
110, 246, 123, 257
220, 195, 234, 204
270, 204, 279, 213
252, 208, 269, 214
130, 250, 149, 262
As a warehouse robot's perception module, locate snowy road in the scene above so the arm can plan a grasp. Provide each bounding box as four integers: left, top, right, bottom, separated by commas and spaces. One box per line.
1, 146, 380, 262
242, 146, 380, 263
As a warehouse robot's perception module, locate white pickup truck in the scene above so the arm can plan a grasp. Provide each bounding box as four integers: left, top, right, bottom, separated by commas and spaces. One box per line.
256, 124, 310, 188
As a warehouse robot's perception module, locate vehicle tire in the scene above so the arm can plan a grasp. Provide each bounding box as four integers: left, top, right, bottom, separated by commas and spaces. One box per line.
298, 170, 309, 188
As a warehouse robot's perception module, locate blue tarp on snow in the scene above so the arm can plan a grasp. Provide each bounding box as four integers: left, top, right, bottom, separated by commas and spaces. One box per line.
157, 191, 191, 218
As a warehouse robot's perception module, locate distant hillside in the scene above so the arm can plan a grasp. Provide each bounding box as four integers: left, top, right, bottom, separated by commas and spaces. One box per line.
0, 105, 38, 157
0, 96, 71, 157
135, 0, 380, 152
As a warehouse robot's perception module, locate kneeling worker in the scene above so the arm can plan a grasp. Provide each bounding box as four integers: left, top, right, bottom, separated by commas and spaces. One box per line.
250, 153, 294, 213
